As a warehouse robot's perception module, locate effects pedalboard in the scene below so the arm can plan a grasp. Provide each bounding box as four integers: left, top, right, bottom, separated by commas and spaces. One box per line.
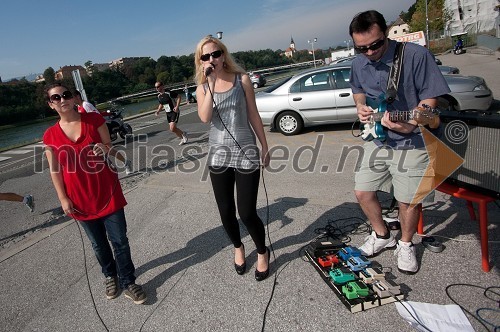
304, 239, 404, 313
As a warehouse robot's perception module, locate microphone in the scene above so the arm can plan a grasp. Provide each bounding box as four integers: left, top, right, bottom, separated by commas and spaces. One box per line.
205, 66, 213, 76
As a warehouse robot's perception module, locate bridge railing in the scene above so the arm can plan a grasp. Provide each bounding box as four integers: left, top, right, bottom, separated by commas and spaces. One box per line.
108, 60, 323, 103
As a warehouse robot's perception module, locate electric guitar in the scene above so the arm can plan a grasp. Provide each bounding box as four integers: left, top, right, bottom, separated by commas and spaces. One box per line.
360, 95, 440, 141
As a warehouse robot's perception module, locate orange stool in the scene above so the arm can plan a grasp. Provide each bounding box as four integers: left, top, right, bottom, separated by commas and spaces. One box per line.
417, 182, 495, 272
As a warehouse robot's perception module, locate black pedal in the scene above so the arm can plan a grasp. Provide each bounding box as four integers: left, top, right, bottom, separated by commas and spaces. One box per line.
307, 239, 345, 258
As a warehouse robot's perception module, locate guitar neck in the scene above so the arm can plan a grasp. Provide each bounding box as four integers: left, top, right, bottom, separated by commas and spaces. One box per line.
371, 110, 414, 122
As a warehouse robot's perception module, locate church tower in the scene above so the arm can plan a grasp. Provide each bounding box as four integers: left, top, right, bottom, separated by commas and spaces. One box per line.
290, 36, 296, 51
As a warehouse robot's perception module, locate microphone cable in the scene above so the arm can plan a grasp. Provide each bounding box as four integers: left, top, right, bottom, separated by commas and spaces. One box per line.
76, 221, 110, 332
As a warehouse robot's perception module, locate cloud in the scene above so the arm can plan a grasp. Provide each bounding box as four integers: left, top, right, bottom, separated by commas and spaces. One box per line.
223, 0, 414, 51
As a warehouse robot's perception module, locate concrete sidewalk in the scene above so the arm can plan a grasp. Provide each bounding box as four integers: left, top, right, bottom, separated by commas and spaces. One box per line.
1, 126, 499, 332
1, 50, 499, 332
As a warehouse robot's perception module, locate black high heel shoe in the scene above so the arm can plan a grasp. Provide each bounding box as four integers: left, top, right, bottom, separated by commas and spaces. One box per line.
255, 247, 270, 281
234, 244, 246, 275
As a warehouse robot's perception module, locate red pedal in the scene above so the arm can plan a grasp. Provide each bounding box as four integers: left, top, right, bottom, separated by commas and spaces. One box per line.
318, 254, 339, 268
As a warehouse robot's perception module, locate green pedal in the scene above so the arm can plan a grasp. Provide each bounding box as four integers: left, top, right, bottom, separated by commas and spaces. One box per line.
342, 280, 370, 300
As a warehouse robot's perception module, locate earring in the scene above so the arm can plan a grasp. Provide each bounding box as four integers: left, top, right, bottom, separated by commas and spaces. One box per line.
223, 61, 228, 68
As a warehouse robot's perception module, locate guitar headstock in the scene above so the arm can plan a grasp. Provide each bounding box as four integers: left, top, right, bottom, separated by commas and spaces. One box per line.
412, 105, 440, 126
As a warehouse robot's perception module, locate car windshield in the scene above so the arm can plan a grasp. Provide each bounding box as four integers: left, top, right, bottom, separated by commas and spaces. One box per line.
262, 76, 293, 93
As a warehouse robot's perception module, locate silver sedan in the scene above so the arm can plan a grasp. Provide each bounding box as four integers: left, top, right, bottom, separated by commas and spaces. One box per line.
256, 64, 493, 135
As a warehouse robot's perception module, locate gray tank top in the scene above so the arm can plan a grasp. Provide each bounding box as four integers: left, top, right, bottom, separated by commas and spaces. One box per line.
207, 75, 260, 169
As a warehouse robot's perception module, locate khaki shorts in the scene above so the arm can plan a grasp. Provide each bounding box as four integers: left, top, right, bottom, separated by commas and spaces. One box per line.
354, 141, 434, 204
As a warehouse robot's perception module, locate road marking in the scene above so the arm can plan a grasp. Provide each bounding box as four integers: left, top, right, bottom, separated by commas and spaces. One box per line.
1, 150, 32, 155
0, 156, 11, 162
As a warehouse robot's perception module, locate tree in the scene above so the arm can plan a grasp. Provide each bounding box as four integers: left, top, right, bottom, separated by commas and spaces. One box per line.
409, 0, 449, 34
43, 67, 55, 84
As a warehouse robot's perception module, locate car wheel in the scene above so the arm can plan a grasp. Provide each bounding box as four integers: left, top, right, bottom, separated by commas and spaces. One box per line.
437, 96, 458, 112
276, 111, 303, 135
253, 82, 259, 89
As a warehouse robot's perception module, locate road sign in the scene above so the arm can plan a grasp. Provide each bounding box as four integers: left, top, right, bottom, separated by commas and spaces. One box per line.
394, 31, 426, 46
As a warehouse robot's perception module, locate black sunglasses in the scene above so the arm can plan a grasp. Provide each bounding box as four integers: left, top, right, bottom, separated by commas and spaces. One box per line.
354, 38, 385, 54
200, 50, 223, 62
49, 90, 74, 102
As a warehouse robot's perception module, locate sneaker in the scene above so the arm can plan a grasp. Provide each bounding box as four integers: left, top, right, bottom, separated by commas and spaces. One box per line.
124, 283, 147, 304
358, 231, 396, 257
104, 276, 119, 300
124, 160, 133, 175
179, 132, 188, 145
23, 195, 34, 213
395, 241, 418, 274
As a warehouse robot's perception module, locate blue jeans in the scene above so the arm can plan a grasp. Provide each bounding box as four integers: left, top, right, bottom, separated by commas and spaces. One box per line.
79, 209, 136, 288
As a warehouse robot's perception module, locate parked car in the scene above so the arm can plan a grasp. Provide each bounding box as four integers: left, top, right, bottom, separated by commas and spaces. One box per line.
329, 55, 357, 65
440, 74, 493, 112
255, 63, 493, 135
249, 72, 266, 88
439, 65, 460, 74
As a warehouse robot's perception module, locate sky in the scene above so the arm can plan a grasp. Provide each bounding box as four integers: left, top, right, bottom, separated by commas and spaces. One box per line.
0, 0, 415, 80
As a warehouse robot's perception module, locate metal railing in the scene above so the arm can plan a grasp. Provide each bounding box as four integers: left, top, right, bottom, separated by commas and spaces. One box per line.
108, 60, 323, 103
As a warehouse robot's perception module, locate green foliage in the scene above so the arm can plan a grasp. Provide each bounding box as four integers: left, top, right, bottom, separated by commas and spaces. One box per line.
0, 82, 47, 124
409, 0, 448, 34
43, 67, 56, 85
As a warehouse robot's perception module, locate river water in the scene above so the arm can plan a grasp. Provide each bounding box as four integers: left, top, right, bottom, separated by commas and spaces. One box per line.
0, 96, 159, 151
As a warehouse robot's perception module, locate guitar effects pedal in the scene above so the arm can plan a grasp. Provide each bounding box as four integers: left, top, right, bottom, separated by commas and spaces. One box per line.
372, 279, 401, 298
338, 246, 362, 262
342, 280, 370, 300
329, 267, 356, 285
359, 267, 385, 284
318, 254, 340, 268
346, 255, 371, 272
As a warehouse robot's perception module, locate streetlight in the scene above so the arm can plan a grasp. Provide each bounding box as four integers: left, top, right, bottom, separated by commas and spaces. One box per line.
425, 0, 429, 46
308, 37, 318, 68
208, 32, 223, 39
344, 39, 351, 51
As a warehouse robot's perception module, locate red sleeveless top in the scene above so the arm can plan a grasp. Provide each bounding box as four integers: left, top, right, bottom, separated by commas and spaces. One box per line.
43, 113, 127, 221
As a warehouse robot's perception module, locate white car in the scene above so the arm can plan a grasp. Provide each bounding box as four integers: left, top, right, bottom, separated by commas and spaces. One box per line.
256, 64, 493, 135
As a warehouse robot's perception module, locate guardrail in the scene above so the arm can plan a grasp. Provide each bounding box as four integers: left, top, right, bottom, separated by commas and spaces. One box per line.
108, 60, 323, 104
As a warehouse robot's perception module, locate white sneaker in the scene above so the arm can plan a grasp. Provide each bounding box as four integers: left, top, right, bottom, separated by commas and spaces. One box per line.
179, 132, 188, 145
395, 241, 418, 274
125, 160, 133, 174
358, 231, 396, 257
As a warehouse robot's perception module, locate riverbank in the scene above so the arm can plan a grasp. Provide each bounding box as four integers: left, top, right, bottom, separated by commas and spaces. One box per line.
0, 96, 163, 152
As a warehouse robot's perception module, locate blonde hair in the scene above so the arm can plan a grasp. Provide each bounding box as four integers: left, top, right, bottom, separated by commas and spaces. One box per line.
194, 35, 246, 85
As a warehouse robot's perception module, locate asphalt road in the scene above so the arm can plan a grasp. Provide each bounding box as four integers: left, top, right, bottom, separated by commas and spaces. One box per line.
0, 105, 208, 249
1, 49, 499, 249
0, 50, 499, 331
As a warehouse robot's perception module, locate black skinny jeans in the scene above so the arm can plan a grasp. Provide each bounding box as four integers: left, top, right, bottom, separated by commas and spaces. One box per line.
209, 166, 266, 254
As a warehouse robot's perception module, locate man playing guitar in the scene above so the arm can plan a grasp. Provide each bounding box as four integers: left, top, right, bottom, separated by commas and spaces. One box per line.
348, 10, 450, 274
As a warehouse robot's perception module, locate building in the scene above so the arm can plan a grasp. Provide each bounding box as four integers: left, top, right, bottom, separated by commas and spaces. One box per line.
445, 0, 499, 35
86, 62, 111, 76
388, 17, 410, 38
109, 57, 149, 69
55, 65, 87, 81
283, 37, 296, 58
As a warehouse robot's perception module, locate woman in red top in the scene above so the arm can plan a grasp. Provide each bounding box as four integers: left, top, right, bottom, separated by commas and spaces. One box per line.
43, 83, 146, 304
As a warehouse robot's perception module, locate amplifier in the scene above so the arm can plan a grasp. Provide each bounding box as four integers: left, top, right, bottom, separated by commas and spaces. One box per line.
439, 112, 500, 199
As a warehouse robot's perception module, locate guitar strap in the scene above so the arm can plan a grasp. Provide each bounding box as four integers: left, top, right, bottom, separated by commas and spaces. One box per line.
386, 42, 406, 104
